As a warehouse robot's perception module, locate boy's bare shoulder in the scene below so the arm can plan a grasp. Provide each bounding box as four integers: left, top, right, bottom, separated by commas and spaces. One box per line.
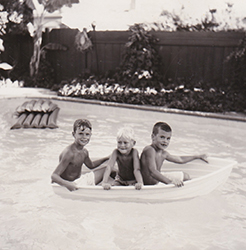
60, 144, 70, 154
61, 143, 87, 156
142, 145, 154, 152
64, 144, 75, 154
162, 150, 169, 158
141, 145, 155, 156
59, 144, 73, 160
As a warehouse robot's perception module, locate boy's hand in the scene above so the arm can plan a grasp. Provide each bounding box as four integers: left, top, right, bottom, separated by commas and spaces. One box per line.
135, 182, 143, 190
102, 182, 111, 190
66, 182, 78, 192
200, 154, 209, 163
171, 179, 184, 188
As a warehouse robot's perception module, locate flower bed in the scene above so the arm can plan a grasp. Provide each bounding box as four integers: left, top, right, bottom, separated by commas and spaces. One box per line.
0, 78, 24, 88
58, 80, 246, 113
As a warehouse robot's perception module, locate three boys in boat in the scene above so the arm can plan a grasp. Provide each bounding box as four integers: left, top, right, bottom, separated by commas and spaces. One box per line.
51, 119, 208, 191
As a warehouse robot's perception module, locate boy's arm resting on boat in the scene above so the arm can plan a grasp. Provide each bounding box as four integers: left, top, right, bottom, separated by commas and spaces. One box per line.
52, 173, 78, 192
51, 154, 78, 192
102, 150, 117, 190
132, 149, 143, 190
166, 153, 209, 164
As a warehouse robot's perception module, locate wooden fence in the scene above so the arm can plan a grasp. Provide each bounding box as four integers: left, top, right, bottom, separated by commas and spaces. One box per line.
1, 29, 245, 85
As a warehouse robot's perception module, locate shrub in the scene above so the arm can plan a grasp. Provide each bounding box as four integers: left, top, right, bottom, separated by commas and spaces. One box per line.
113, 24, 164, 90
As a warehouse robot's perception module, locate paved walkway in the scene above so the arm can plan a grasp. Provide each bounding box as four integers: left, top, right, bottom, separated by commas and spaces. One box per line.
1, 87, 246, 122
0, 87, 57, 99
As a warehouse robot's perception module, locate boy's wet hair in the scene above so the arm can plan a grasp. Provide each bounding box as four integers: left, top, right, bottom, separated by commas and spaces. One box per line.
152, 122, 172, 135
73, 119, 92, 132
117, 127, 135, 141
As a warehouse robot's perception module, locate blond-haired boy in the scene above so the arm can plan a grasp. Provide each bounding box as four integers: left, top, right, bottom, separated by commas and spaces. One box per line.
102, 127, 143, 190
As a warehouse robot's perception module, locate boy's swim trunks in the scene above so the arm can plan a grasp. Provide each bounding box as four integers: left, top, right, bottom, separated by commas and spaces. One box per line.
75, 172, 95, 186
112, 174, 136, 186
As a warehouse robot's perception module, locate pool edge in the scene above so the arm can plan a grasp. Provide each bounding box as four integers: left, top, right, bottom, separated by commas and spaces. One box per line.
1, 87, 246, 122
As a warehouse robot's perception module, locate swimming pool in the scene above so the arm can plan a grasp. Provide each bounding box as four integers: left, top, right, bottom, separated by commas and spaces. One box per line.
1, 96, 246, 250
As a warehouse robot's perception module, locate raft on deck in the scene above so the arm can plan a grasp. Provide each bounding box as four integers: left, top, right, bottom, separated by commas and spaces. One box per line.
10, 99, 60, 129
52, 157, 236, 202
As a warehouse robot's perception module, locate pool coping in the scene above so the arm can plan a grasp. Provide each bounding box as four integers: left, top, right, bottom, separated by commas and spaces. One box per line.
1, 87, 246, 122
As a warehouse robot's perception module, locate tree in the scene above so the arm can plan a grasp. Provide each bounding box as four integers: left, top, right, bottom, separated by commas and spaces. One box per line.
0, 0, 32, 37
118, 23, 163, 90
1, 0, 79, 81
0, 0, 32, 79
24, 0, 79, 79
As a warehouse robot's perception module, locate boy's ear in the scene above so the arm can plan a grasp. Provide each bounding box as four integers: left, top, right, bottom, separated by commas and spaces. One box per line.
72, 132, 75, 137
133, 140, 136, 146
151, 133, 154, 140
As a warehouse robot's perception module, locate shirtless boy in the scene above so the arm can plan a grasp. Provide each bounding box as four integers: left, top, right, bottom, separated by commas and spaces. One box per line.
51, 119, 109, 191
102, 127, 143, 190
140, 122, 208, 187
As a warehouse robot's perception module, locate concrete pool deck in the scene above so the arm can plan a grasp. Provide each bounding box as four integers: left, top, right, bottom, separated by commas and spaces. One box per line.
1, 86, 246, 122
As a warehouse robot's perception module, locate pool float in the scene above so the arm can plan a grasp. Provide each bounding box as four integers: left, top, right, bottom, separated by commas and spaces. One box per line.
10, 113, 28, 129
31, 113, 42, 128
47, 107, 59, 128
32, 99, 44, 112
47, 102, 58, 112
38, 113, 49, 128
11, 99, 60, 129
22, 113, 35, 128
41, 100, 52, 112
25, 100, 37, 112
15, 101, 29, 115
52, 157, 236, 202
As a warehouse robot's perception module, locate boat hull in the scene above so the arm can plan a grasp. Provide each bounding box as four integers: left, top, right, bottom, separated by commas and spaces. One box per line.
52, 157, 237, 202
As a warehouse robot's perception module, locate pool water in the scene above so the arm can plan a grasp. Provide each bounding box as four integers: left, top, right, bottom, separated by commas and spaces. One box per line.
0, 97, 246, 250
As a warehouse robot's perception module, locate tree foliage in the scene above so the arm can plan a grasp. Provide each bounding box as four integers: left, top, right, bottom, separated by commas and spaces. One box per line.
24, 0, 79, 78
39, 0, 79, 13
0, 0, 33, 36
116, 23, 163, 90
24, 0, 79, 13
1, 0, 79, 84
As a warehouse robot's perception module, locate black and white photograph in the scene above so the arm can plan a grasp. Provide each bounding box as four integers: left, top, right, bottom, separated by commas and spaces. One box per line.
0, 0, 246, 249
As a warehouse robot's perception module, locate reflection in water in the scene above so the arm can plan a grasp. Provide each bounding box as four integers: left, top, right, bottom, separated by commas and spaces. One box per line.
0, 98, 246, 250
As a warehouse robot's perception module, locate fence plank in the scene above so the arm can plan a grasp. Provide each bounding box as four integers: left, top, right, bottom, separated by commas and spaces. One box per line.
2, 30, 245, 85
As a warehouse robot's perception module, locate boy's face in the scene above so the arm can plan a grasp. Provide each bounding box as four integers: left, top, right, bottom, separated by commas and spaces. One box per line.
117, 136, 135, 155
73, 126, 92, 147
152, 128, 172, 150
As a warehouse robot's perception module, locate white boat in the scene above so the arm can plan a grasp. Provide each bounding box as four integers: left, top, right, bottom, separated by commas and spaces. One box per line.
52, 157, 236, 202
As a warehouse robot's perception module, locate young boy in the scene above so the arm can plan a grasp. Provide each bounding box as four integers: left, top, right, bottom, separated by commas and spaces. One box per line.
140, 122, 208, 187
102, 127, 143, 190
51, 119, 109, 191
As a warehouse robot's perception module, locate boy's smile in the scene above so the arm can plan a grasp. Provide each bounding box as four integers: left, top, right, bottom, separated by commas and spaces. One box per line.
117, 136, 135, 155
152, 129, 171, 150
73, 127, 91, 147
